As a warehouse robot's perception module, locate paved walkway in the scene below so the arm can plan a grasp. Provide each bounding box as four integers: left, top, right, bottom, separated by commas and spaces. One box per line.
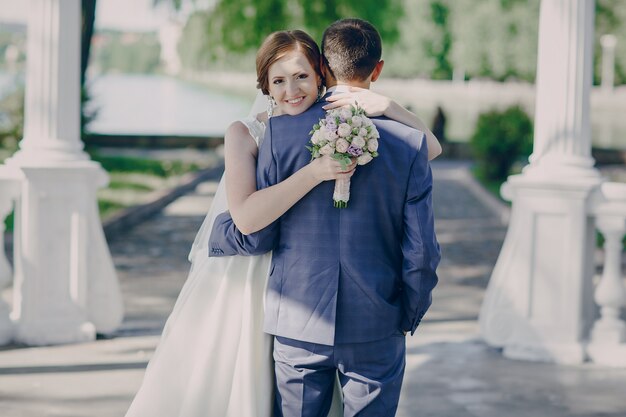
1, 161, 626, 417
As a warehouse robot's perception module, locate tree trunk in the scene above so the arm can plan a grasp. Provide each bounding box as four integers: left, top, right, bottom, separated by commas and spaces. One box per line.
81, 0, 97, 87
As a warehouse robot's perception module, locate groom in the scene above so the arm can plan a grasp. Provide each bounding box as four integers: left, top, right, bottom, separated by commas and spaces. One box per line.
210, 18, 440, 417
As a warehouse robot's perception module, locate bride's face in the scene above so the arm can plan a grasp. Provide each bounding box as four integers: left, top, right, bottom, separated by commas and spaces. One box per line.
267, 50, 320, 116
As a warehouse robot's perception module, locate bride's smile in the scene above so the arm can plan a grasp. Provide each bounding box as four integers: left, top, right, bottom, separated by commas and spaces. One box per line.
267, 50, 320, 116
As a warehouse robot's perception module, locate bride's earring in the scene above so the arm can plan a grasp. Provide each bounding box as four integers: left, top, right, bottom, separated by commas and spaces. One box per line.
316, 85, 324, 102
267, 96, 277, 117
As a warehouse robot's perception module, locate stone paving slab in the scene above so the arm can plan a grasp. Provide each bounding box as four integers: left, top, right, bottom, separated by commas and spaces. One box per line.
1, 161, 626, 417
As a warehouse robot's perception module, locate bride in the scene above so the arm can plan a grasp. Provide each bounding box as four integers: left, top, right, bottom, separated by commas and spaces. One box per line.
125, 29, 441, 417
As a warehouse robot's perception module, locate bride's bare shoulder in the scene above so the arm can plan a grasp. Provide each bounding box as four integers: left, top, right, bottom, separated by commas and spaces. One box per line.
225, 120, 255, 146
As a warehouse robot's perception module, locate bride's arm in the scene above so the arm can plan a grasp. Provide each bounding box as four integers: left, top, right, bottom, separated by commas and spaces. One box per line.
224, 121, 354, 235
324, 87, 442, 160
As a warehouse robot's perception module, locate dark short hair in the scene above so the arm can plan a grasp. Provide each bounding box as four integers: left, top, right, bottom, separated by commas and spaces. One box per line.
256, 30, 322, 95
321, 18, 382, 82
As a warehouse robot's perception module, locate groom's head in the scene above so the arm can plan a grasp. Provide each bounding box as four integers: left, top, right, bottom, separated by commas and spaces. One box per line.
321, 18, 384, 87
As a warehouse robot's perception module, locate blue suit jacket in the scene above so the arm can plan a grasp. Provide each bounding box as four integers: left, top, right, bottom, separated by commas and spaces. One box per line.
209, 97, 440, 345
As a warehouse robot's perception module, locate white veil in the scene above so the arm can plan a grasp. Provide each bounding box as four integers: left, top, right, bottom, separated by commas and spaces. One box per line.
187, 91, 270, 265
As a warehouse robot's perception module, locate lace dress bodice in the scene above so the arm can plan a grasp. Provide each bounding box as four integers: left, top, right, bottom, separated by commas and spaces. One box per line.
240, 116, 266, 147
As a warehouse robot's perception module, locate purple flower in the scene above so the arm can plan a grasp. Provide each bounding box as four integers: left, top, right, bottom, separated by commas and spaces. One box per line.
347, 144, 363, 157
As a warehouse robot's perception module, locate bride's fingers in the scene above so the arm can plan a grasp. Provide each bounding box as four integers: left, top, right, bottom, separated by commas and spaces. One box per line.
322, 98, 356, 110
336, 170, 356, 179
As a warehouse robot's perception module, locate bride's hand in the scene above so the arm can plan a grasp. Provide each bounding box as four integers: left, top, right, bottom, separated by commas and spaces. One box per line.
322, 86, 391, 117
308, 155, 356, 182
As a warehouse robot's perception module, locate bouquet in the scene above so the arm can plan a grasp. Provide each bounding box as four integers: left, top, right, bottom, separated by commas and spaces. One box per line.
307, 105, 380, 208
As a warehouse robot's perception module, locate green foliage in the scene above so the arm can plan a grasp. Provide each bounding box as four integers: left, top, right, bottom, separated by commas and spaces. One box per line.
178, 0, 401, 67
3, 209, 13, 233
448, 0, 540, 82
98, 199, 127, 218
91, 31, 161, 74
470, 105, 533, 181
426, 1, 453, 80
90, 153, 199, 177
107, 180, 154, 191
0, 87, 24, 152
594, 0, 626, 86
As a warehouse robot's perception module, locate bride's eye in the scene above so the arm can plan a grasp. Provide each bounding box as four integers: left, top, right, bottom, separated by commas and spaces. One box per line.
273, 79, 283, 85
297, 74, 309, 80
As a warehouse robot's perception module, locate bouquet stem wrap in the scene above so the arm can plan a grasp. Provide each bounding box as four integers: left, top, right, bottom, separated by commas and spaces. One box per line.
306, 104, 380, 209
333, 178, 350, 208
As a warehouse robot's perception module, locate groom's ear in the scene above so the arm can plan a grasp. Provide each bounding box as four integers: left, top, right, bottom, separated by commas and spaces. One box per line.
320, 55, 330, 80
370, 60, 385, 82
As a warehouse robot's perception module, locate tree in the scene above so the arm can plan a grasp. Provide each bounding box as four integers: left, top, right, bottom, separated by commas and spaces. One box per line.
159, 0, 402, 59
81, 0, 97, 87
426, 1, 453, 80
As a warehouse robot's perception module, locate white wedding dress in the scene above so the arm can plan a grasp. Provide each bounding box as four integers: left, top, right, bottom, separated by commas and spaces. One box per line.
125, 106, 342, 416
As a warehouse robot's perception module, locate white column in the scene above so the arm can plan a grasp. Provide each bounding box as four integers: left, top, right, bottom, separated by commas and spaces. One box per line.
10, 0, 89, 165
600, 34, 617, 94
4, 0, 123, 345
479, 0, 602, 364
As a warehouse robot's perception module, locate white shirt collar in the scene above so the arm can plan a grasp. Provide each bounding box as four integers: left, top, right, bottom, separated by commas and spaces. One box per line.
326, 85, 352, 95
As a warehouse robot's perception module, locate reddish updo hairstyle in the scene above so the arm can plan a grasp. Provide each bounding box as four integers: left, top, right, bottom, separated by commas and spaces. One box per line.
256, 30, 322, 95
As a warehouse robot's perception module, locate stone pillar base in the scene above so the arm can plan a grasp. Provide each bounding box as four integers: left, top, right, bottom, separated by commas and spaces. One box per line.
14, 317, 95, 346
479, 173, 601, 364
587, 343, 626, 367
504, 341, 587, 365
0, 301, 14, 345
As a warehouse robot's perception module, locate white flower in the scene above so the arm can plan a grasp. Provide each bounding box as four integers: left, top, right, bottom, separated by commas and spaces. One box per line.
351, 136, 366, 149
311, 130, 323, 145
363, 117, 374, 127
367, 138, 379, 152
324, 129, 338, 142
371, 126, 380, 139
320, 143, 334, 155
340, 107, 353, 121
337, 123, 352, 138
357, 153, 373, 165
359, 127, 368, 137
335, 138, 350, 153
351, 116, 363, 128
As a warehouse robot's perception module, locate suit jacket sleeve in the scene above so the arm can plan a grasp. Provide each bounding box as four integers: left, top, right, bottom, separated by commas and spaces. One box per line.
400, 132, 441, 335
208, 118, 280, 257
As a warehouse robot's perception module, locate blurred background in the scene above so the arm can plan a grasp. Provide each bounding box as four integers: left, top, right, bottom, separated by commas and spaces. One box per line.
0, 0, 625, 217
1, 3, 626, 415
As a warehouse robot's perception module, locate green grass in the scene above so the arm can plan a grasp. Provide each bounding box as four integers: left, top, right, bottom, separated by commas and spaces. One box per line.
90, 153, 199, 178
98, 199, 127, 218
107, 180, 154, 192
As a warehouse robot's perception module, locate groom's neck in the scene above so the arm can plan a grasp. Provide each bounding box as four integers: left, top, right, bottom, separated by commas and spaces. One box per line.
326, 79, 371, 90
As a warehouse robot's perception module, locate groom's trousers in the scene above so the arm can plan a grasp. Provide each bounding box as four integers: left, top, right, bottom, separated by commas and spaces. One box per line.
273, 335, 406, 417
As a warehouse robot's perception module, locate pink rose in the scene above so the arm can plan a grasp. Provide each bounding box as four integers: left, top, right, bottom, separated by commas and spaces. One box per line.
335, 138, 350, 153
337, 123, 352, 138
367, 139, 379, 152
357, 153, 373, 165
351, 136, 366, 149
320, 143, 334, 156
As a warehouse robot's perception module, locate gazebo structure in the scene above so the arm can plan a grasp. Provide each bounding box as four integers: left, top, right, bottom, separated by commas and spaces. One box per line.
479, 0, 626, 366
0, 0, 123, 345
0, 0, 623, 367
